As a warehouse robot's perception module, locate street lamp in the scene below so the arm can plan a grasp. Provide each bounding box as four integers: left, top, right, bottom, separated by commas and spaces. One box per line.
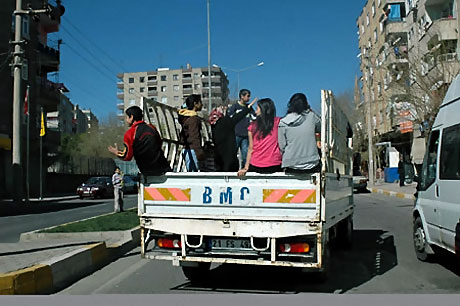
213, 61, 264, 94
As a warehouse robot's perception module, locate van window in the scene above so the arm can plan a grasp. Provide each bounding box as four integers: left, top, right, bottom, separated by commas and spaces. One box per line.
440, 124, 460, 180
420, 130, 440, 191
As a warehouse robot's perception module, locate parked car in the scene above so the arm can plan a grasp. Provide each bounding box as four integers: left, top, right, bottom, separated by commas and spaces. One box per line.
76, 177, 114, 199
123, 175, 138, 194
353, 169, 368, 192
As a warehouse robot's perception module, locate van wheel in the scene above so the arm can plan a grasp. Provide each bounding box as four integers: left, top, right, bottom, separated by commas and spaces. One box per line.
413, 216, 433, 262
182, 262, 211, 284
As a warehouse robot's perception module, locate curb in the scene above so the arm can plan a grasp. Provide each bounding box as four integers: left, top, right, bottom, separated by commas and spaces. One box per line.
0, 227, 140, 295
370, 187, 415, 200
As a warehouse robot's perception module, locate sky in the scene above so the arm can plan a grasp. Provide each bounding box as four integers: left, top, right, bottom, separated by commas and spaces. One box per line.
49, 0, 367, 121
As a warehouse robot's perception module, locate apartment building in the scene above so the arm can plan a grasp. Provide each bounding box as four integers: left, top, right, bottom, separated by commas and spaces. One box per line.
116, 64, 229, 119
0, 0, 65, 197
357, 0, 459, 147
81, 109, 99, 131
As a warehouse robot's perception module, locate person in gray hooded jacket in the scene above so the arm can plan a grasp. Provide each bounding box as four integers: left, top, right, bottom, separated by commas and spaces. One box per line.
278, 93, 321, 173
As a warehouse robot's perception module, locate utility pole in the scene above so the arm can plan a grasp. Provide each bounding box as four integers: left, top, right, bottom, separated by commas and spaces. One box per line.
364, 50, 375, 186
11, 2, 60, 202
12, 0, 25, 203
206, 0, 212, 113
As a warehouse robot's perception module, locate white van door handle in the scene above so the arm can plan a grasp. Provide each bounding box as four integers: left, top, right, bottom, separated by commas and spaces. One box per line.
435, 184, 440, 198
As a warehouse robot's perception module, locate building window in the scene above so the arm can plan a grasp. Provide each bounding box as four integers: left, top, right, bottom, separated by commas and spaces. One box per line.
128, 88, 134, 94
129, 99, 136, 105
140, 87, 145, 93
173, 74, 179, 81
366, 14, 369, 26
148, 86, 157, 91
372, 2, 375, 16
174, 96, 179, 102
160, 75, 167, 81
194, 73, 199, 78
194, 84, 200, 90
161, 97, 167, 103
377, 0, 381, 7
374, 29, 378, 42
380, 20, 384, 32
173, 85, 179, 91
377, 83, 382, 96
361, 24, 365, 34
161, 86, 167, 92
139, 76, 145, 83
128, 77, 134, 83
440, 124, 460, 180
148, 76, 157, 81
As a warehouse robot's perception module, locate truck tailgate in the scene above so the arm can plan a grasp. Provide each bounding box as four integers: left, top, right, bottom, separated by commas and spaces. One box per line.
140, 172, 321, 222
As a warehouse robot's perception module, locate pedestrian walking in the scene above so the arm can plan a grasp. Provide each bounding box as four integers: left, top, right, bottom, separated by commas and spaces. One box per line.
112, 167, 124, 213
398, 154, 405, 187
228, 89, 256, 169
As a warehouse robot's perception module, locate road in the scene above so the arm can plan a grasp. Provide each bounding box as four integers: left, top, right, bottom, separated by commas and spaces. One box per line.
0, 195, 138, 243
59, 192, 460, 294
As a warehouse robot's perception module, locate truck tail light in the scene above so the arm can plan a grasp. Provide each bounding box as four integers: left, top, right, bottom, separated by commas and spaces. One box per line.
157, 238, 181, 249
279, 242, 310, 253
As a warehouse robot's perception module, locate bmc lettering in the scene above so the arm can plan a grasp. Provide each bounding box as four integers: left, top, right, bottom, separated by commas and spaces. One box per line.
202, 187, 250, 204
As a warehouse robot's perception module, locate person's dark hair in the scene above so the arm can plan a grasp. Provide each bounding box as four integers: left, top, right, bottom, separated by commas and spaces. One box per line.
239, 89, 251, 99
184, 94, 202, 110
287, 93, 310, 115
114, 166, 120, 172
254, 98, 276, 139
125, 106, 143, 121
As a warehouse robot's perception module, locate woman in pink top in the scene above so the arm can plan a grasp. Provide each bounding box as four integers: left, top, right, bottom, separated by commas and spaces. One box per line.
238, 98, 282, 175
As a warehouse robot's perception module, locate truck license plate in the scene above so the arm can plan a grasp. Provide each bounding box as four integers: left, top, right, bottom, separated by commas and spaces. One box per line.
211, 239, 251, 249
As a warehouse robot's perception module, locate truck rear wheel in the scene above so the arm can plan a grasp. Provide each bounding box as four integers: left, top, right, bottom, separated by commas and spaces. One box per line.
338, 216, 353, 249
181, 262, 211, 283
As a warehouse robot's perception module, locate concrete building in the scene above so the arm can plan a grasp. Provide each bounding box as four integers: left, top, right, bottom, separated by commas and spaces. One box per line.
0, 0, 65, 198
47, 92, 74, 135
116, 63, 229, 118
357, 0, 459, 164
72, 105, 88, 135
81, 109, 99, 131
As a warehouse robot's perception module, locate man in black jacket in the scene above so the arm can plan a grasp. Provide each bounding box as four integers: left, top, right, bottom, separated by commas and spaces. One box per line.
209, 98, 257, 171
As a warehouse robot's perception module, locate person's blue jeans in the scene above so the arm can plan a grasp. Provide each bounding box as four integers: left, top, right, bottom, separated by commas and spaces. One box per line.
182, 148, 199, 172
235, 136, 249, 168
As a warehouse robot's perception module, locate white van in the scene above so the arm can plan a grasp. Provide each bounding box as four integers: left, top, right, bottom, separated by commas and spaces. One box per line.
413, 75, 460, 261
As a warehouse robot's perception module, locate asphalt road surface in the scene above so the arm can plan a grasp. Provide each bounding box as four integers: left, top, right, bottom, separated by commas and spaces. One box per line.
0, 194, 138, 243
59, 192, 460, 294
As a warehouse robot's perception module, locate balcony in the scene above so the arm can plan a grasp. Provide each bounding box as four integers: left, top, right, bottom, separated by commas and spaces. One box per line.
117, 92, 124, 99
37, 43, 59, 73
182, 78, 192, 84
420, 18, 457, 46
183, 88, 193, 95
117, 82, 124, 89
147, 80, 157, 86
147, 90, 158, 97
117, 103, 124, 110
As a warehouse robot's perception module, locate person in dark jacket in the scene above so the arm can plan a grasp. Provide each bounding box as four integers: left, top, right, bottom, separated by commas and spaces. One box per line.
398, 154, 405, 187
178, 94, 204, 172
108, 106, 171, 176
227, 89, 256, 168
209, 98, 258, 171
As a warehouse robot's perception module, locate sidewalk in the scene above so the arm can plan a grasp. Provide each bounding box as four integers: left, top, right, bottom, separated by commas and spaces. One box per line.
0, 226, 140, 294
369, 181, 417, 200
0, 194, 79, 217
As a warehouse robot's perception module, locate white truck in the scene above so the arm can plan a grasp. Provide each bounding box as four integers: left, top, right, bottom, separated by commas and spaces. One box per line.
138, 90, 354, 281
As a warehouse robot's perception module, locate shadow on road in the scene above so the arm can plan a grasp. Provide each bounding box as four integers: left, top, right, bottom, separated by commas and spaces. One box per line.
171, 229, 398, 294
0, 200, 106, 217
354, 188, 371, 194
